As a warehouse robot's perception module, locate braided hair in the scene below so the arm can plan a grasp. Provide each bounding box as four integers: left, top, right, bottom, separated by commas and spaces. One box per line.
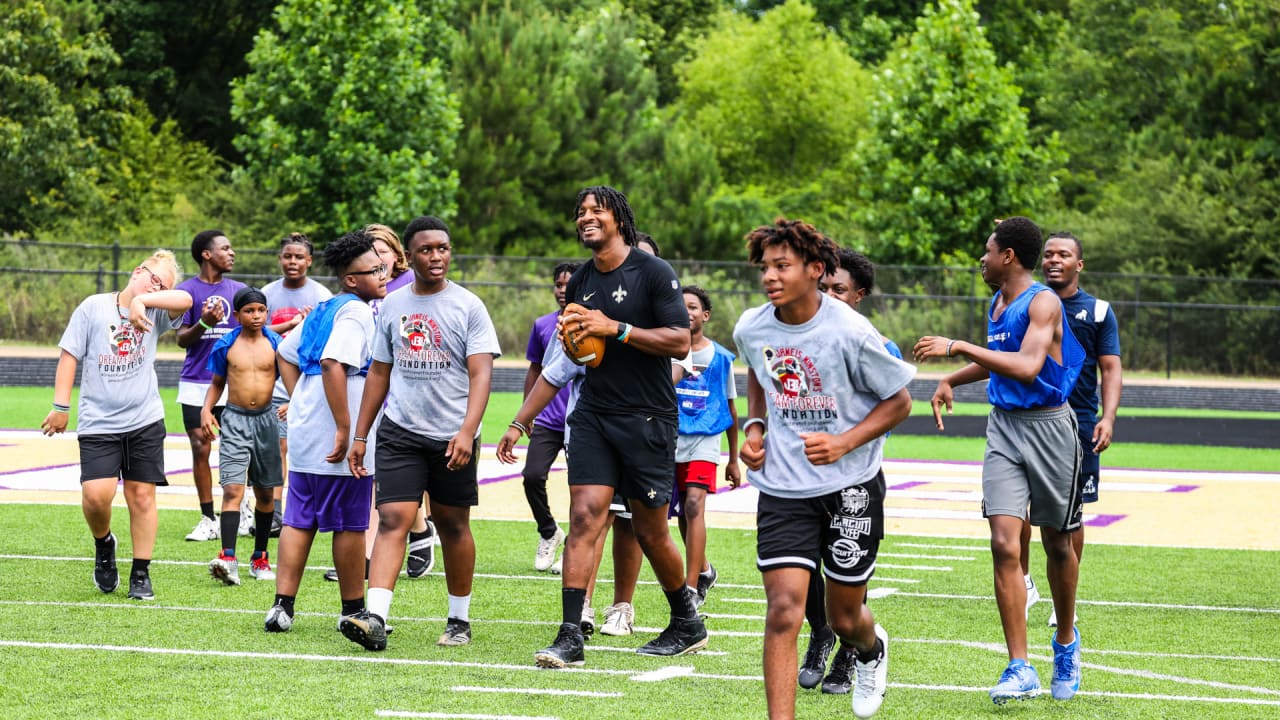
745, 218, 838, 276
574, 185, 638, 247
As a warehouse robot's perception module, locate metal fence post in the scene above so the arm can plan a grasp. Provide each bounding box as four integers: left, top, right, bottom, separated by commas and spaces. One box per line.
1166, 304, 1173, 379
96, 263, 104, 294
1132, 276, 1141, 369
111, 239, 121, 291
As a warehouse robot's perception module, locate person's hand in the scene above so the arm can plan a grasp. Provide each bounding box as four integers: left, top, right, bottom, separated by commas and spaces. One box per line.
41, 409, 69, 436
799, 432, 849, 466
200, 297, 225, 328
930, 382, 954, 431
724, 461, 742, 489
740, 435, 765, 471
128, 296, 154, 333
445, 433, 474, 471
347, 439, 368, 477
496, 427, 522, 464
276, 402, 289, 421
325, 427, 349, 464
913, 335, 953, 363
200, 409, 220, 441
1093, 418, 1114, 453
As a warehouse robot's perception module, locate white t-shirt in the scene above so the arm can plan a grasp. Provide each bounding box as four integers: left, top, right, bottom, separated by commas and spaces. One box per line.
278, 300, 377, 476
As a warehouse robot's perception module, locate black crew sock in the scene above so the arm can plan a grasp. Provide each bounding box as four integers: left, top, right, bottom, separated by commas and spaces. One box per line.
200, 501, 216, 521
274, 594, 295, 616
130, 558, 151, 576
94, 532, 113, 548
253, 509, 274, 555
805, 571, 827, 630
665, 586, 697, 621
856, 637, 884, 662
562, 588, 586, 626
341, 597, 365, 617
220, 511, 240, 553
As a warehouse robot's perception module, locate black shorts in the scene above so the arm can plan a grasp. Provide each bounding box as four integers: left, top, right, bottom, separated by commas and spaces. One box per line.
181, 403, 222, 433
756, 470, 886, 587
566, 410, 676, 509
1078, 421, 1100, 503
374, 417, 479, 508
78, 420, 169, 485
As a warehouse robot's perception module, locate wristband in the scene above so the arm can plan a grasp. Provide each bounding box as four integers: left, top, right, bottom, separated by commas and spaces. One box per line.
353, 436, 367, 444
198, 318, 214, 330
742, 418, 767, 435
945, 340, 956, 358
617, 323, 632, 344
52, 403, 70, 413
509, 419, 531, 437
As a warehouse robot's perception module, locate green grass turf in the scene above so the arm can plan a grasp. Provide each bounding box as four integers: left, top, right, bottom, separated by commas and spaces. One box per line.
5, 387, 1279, 472
0, 504, 1276, 719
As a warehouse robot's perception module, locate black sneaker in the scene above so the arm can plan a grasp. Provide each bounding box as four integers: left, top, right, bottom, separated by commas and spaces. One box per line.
340, 610, 387, 651
323, 568, 339, 582
437, 617, 472, 646
534, 622, 585, 668
269, 511, 283, 538
93, 534, 119, 594
265, 602, 294, 632
799, 625, 836, 689
636, 616, 708, 657
822, 643, 856, 694
126, 571, 154, 601
406, 534, 435, 579
696, 564, 718, 606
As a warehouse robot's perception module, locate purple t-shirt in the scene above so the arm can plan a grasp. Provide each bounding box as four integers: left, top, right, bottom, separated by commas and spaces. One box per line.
527, 310, 571, 431
177, 276, 247, 383
369, 270, 414, 317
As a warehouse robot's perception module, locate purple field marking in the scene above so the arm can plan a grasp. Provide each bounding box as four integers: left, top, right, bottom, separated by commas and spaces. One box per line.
1167, 484, 1199, 493
1085, 513, 1126, 528
480, 472, 523, 485
0, 462, 78, 477
889, 481, 929, 491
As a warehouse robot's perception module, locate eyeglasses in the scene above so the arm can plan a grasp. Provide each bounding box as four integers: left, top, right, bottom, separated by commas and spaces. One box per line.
346, 263, 389, 278
138, 266, 170, 291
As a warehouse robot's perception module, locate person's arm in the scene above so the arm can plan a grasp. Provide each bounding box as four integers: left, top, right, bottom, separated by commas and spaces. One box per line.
497, 375, 564, 464
131, 290, 195, 333
561, 305, 690, 360
918, 292, 1060, 383
522, 362, 541, 399
447, 353, 493, 471
200, 374, 227, 440
799, 388, 912, 465
925, 362, 988, 431
347, 360, 391, 477
724, 395, 741, 488
1094, 354, 1123, 452
321, 358, 351, 464
174, 294, 220, 345
740, 372, 767, 471
267, 305, 311, 336
40, 351, 79, 436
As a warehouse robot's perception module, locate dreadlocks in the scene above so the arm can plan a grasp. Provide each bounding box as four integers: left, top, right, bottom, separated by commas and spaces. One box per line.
574, 185, 638, 248
745, 218, 838, 276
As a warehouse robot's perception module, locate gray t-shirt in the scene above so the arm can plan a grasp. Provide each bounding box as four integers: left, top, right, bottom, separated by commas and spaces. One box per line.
263, 278, 333, 403
372, 282, 501, 441
733, 294, 916, 499
540, 334, 587, 446
58, 293, 182, 434
278, 300, 377, 476
676, 342, 738, 464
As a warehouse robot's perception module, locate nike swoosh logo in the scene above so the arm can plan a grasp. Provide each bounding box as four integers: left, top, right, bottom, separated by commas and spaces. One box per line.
583, 292, 596, 302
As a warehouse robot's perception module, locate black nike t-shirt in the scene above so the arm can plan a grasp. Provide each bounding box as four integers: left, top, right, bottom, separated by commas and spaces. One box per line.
566, 248, 688, 419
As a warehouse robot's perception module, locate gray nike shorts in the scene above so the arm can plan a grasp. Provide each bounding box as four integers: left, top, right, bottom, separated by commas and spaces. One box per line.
981, 404, 1082, 532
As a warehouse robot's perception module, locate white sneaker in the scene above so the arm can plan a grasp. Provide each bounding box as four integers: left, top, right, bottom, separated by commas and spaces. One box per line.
600, 602, 634, 637
550, 556, 562, 575
238, 497, 253, 537
581, 599, 596, 639
1025, 575, 1040, 620
851, 624, 889, 718
185, 515, 219, 542
1047, 603, 1080, 628
535, 526, 565, 572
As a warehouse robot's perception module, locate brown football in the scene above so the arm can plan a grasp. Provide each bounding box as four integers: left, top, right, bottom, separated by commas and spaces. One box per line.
561, 302, 606, 368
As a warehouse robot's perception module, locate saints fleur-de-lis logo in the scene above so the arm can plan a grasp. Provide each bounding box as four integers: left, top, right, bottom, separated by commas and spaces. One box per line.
612, 284, 627, 303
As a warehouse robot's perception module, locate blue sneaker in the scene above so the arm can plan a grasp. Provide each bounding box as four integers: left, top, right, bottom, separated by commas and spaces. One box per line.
989, 659, 1041, 704
1051, 627, 1081, 700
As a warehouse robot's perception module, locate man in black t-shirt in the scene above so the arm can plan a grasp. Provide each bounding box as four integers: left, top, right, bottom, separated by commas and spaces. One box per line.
530, 186, 705, 668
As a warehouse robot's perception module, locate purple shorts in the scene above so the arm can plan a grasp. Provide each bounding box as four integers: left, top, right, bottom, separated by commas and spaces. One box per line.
283, 470, 374, 533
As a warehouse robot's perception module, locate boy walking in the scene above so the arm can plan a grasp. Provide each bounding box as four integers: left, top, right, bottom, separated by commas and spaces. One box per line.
670, 285, 740, 607
342, 216, 501, 652
264, 230, 387, 634
42, 251, 192, 601
734, 219, 914, 720
914, 216, 1086, 704
201, 287, 285, 585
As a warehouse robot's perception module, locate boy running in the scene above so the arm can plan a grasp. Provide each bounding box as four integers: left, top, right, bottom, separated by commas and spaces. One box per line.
201, 287, 285, 585
42, 251, 192, 601
734, 219, 914, 720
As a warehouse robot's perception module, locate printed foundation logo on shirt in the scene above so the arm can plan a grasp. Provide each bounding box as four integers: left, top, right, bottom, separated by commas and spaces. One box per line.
97, 321, 148, 375
399, 313, 442, 352
396, 313, 451, 371
762, 346, 822, 398
105, 322, 140, 357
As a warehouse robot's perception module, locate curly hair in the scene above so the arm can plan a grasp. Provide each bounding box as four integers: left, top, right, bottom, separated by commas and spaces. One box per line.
834, 247, 877, 293
323, 229, 375, 276
552, 262, 579, 281
574, 186, 637, 248
993, 216, 1043, 270
279, 232, 314, 256
682, 284, 712, 314
191, 229, 225, 265
363, 223, 409, 278
745, 218, 837, 276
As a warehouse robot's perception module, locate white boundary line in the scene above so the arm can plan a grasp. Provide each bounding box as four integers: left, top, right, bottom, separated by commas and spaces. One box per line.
451, 686, 622, 698
378, 712, 558, 720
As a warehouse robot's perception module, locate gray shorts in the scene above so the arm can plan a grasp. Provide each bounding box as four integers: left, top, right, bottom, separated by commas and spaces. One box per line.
272, 397, 288, 440
982, 404, 1082, 532
218, 403, 284, 489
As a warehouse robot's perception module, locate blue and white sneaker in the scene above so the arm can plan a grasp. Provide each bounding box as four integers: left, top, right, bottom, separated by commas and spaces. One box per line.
989, 659, 1042, 704
1051, 627, 1081, 700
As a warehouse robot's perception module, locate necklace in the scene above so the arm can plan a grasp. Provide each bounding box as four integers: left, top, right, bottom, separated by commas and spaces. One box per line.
114, 292, 129, 319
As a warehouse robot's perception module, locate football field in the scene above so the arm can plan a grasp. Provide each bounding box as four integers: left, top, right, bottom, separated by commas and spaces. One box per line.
1, 423, 1278, 719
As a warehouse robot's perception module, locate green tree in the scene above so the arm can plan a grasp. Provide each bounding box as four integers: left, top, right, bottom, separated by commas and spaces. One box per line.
622, 0, 722, 104
0, 1, 128, 233
231, 0, 460, 238
852, 0, 1061, 264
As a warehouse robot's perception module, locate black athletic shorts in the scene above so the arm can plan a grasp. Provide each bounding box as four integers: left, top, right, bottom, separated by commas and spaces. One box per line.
181, 403, 223, 433
78, 419, 168, 485
756, 470, 886, 587
374, 417, 479, 508
566, 410, 676, 509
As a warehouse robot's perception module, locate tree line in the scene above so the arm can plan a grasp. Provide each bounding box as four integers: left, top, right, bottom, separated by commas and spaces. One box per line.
3, 0, 1278, 284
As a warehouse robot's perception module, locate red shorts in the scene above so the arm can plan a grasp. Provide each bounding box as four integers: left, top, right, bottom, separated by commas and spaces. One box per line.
675, 460, 718, 495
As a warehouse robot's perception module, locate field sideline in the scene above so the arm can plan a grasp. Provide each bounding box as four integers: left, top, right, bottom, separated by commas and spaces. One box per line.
2, 390, 1278, 718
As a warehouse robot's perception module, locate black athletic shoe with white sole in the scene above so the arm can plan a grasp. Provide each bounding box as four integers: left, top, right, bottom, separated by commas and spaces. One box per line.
126, 571, 154, 601
534, 623, 585, 668
636, 616, 708, 657
800, 625, 836, 689
93, 533, 119, 594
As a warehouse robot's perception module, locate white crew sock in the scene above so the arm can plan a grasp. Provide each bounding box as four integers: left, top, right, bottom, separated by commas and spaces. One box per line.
448, 593, 471, 622
367, 587, 394, 621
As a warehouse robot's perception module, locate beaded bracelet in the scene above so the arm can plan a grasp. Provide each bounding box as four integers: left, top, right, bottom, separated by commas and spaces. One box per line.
509, 419, 531, 437
52, 403, 71, 413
